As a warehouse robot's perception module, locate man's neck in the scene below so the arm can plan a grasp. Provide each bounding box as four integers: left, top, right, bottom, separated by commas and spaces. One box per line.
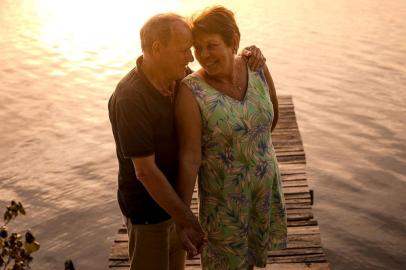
141, 56, 175, 96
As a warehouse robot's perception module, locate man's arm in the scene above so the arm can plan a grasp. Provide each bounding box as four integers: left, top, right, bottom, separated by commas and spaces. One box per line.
131, 155, 203, 255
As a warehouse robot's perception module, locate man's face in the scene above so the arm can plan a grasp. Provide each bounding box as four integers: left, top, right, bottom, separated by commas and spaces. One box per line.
159, 22, 194, 81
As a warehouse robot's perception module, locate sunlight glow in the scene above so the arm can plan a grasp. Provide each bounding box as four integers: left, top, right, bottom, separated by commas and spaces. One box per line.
34, 0, 181, 62
30, 0, 259, 68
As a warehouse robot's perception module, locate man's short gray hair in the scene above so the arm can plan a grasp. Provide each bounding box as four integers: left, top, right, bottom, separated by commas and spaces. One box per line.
140, 13, 189, 53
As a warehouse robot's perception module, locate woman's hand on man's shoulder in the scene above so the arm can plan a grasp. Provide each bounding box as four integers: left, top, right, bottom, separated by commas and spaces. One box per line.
240, 45, 267, 71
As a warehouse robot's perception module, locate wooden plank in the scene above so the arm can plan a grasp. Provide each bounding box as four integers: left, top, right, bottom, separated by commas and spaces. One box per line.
114, 233, 128, 242
109, 242, 129, 260
279, 163, 306, 171
288, 226, 320, 235
269, 247, 324, 257
285, 193, 311, 199
276, 149, 304, 156
277, 156, 306, 163
287, 213, 313, 221
283, 187, 310, 195
282, 174, 307, 181
282, 180, 308, 187
262, 263, 331, 270
276, 151, 305, 157
287, 234, 322, 249
267, 254, 327, 263
109, 260, 129, 268
287, 220, 318, 227
286, 208, 313, 215
185, 247, 327, 262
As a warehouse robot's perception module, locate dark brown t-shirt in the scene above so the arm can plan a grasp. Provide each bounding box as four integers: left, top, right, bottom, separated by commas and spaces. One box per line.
108, 56, 179, 224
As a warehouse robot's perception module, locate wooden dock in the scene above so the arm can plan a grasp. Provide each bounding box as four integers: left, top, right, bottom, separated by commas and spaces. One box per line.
109, 95, 331, 270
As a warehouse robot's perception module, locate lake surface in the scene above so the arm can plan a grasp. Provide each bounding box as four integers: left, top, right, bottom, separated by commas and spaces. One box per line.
1, 0, 405, 269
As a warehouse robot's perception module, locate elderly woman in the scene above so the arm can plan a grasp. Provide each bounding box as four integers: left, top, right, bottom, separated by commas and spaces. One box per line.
175, 6, 287, 270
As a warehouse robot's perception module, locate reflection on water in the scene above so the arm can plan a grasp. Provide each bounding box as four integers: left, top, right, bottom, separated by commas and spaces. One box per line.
0, 0, 405, 269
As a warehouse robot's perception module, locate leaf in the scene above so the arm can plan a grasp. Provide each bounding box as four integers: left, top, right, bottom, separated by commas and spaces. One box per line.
24, 241, 40, 254
17, 202, 25, 215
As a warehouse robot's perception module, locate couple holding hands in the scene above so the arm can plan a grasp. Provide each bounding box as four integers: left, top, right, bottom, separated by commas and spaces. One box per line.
109, 6, 287, 270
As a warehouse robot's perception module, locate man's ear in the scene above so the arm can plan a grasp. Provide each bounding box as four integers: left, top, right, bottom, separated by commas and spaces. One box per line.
151, 41, 161, 55
232, 34, 240, 54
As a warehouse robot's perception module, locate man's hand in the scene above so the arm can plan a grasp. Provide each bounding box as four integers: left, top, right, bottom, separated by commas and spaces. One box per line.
175, 212, 206, 258
176, 226, 206, 259
240, 45, 266, 71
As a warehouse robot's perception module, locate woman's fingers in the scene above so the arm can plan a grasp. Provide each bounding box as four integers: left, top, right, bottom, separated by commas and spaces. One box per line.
243, 45, 266, 71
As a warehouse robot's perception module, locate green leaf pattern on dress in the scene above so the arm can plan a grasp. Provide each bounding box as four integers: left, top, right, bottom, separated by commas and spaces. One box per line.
182, 69, 287, 269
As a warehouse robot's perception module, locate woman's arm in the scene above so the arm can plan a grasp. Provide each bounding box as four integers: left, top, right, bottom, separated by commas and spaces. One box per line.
175, 82, 202, 207
263, 64, 279, 131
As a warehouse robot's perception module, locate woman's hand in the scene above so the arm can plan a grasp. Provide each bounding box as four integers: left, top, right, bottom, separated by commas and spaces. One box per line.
240, 45, 266, 71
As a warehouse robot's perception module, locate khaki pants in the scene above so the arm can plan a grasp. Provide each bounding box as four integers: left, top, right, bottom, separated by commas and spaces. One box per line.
125, 217, 186, 270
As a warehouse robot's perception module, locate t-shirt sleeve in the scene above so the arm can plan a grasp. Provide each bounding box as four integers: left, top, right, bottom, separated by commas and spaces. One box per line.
115, 98, 154, 158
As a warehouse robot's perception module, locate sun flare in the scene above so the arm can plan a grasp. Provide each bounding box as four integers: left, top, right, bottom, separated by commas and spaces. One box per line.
30, 0, 252, 67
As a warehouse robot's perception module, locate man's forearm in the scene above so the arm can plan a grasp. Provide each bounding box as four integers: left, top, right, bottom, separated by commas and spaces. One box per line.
138, 164, 193, 225
137, 161, 205, 254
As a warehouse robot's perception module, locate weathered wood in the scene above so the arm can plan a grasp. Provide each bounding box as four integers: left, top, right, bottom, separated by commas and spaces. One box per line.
269, 247, 324, 257
263, 263, 331, 270
267, 254, 327, 264
109, 227, 323, 261
108, 95, 330, 269
282, 180, 308, 187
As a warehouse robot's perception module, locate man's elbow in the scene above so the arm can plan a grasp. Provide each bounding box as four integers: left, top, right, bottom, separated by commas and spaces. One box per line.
134, 166, 155, 184
134, 169, 147, 182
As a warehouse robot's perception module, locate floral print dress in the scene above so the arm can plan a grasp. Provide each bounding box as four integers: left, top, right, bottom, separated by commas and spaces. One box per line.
182, 68, 288, 270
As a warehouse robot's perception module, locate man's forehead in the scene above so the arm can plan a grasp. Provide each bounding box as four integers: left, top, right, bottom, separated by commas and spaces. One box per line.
170, 21, 192, 34
168, 22, 192, 45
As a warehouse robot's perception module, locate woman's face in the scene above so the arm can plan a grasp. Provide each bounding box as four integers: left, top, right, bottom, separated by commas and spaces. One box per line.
193, 33, 234, 76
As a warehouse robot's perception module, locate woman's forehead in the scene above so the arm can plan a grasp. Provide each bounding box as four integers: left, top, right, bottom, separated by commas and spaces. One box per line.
193, 33, 223, 44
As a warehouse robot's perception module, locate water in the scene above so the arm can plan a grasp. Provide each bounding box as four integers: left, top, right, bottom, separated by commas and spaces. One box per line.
1, 0, 405, 269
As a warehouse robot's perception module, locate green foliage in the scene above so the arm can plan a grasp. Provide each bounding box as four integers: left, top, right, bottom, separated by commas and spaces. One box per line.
1, 201, 40, 270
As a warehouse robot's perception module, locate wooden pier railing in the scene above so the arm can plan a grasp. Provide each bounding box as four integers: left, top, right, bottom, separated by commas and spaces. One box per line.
109, 95, 331, 270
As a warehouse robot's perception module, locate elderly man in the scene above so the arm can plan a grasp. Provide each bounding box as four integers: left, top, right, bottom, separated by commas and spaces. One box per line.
108, 12, 264, 270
